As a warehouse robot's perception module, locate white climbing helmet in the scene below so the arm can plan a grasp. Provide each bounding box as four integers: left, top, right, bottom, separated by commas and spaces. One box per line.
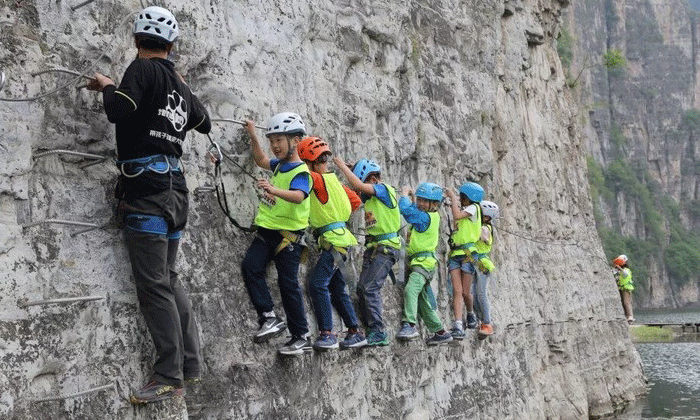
480, 200, 500, 220
133, 6, 179, 44
265, 112, 307, 137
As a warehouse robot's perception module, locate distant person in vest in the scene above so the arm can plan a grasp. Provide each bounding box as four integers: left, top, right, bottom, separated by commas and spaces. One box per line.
87, 6, 211, 404
612, 254, 634, 323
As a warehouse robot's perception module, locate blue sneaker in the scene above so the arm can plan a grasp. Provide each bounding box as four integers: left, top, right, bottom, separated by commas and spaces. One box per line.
313, 332, 339, 351
427, 330, 454, 346
450, 326, 465, 340
396, 322, 419, 341
340, 331, 367, 349
466, 313, 477, 329
366, 331, 389, 346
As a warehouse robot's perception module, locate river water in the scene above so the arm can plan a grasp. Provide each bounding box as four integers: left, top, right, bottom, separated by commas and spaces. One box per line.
615, 308, 700, 419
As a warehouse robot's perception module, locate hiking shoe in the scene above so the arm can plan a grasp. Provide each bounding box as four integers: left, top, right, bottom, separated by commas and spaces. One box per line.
478, 323, 493, 338
396, 322, 419, 341
466, 313, 477, 329
340, 331, 367, 349
450, 326, 465, 340
313, 332, 339, 351
427, 331, 454, 346
254, 317, 286, 343
278, 336, 312, 356
130, 380, 184, 404
627, 317, 635, 324
366, 331, 389, 346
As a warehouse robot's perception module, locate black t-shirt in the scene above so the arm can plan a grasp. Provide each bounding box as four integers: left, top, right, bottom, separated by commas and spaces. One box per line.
102, 57, 211, 198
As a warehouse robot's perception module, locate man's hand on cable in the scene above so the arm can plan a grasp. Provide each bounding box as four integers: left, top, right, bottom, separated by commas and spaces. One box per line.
86, 72, 114, 92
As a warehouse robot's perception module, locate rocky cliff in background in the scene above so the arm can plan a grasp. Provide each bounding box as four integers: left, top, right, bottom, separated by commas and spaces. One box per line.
564, 0, 700, 308
0, 0, 645, 418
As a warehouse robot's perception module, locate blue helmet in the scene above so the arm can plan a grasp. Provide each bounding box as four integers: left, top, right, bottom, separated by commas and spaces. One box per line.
415, 183, 443, 202
353, 159, 381, 182
459, 182, 484, 203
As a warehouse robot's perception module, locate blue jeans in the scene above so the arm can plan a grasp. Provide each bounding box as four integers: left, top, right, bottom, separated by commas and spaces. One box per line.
472, 271, 491, 324
241, 228, 309, 337
308, 249, 359, 332
357, 247, 397, 333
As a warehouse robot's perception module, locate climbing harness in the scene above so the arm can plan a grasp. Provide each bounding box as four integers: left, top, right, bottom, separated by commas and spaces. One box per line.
117, 154, 181, 177
313, 221, 346, 238
124, 214, 181, 239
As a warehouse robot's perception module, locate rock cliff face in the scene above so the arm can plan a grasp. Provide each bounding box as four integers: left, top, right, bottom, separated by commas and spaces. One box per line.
0, 0, 645, 419
565, 0, 700, 308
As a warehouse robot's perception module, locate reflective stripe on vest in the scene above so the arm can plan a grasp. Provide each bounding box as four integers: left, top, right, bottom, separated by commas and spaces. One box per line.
254, 162, 310, 231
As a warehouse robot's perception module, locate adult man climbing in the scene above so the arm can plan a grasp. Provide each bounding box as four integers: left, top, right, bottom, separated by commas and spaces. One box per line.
87, 6, 211, 403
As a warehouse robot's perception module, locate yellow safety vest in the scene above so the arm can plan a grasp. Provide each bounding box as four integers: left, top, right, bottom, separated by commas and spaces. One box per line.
474, 224, 495, 273
450, 204, 482, 257
309, 173, 357, 248
407, 211, 439, 270
254, 161, 311, 231
617, 268, 634, 291
364, 184, 401, 249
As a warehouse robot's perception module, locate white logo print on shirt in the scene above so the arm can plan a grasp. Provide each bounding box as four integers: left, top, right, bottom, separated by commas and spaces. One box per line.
158, 91, 188, 132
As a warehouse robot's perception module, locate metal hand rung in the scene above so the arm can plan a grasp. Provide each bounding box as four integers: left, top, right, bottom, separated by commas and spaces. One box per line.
211, 118, 266, 130
70, 0, 97, 11
23, 219, 100, 229
32, 149, 108, 169
18, 295, 105, 308
194, 186, 216, 194
0, 70, 6, 91
32, 383, 114, 403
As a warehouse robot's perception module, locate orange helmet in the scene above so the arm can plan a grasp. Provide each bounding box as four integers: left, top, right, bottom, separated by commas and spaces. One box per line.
298, 136, 331, 162
612, 254, 628, 267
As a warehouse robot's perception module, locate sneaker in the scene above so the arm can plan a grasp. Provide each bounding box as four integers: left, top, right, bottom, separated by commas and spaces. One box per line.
427, 331, 454, 346
466, 313, 477, 329
313, 332, 339, 351
254, 317, 286, 343
365, 331, 389, 347
278, 336, 312, 356
627, 317, 635, 324
130, 380, 184, 404
478, 323, 493, 338
396, 322, 419, 341
450, 326, 465, 340
340, 331, 367, 349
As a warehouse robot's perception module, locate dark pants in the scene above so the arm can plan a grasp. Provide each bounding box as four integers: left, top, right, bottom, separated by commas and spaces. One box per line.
357, 247, 397, 333
122, 189, 201, 387
241, 228, 309, 337
308, 249, 359, 332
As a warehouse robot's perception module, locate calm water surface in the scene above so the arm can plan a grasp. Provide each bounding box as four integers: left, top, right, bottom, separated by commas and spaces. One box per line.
615, 308, 700, 419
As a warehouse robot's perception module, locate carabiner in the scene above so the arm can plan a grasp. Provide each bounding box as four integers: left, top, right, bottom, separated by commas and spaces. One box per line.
208, 141, 223, 164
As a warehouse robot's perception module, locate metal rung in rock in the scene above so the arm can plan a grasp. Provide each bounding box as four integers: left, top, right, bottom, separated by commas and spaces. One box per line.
33, 383, 114, 403
33, 149, 108, 169
19, 295, 105, 308
70, 0, 97, 11
23, 219, 99, 230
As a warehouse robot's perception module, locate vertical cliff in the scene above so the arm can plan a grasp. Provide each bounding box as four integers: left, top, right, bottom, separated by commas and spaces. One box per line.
565, 0, 700, 308
1, 0, 645, 419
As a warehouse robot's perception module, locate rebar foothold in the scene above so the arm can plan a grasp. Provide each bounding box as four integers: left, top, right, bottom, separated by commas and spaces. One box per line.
0, 71, 6, 91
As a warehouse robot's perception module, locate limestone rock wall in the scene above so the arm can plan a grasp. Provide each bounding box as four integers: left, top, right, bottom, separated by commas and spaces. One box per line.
565, 0, 700, 308
0, 0, 645, 419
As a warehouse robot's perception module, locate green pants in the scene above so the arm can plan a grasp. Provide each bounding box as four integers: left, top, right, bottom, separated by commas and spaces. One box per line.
402, 269, 443, 333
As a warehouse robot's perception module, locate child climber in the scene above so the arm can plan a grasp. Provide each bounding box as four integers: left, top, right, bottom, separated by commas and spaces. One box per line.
241, 113, 312, 356
472, 200, 499, 338
298, 136, 365, 350
445, 182, 484, 339
612, 254, 634, 323
396, 183, 453, 345
334, 157, 401, 347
